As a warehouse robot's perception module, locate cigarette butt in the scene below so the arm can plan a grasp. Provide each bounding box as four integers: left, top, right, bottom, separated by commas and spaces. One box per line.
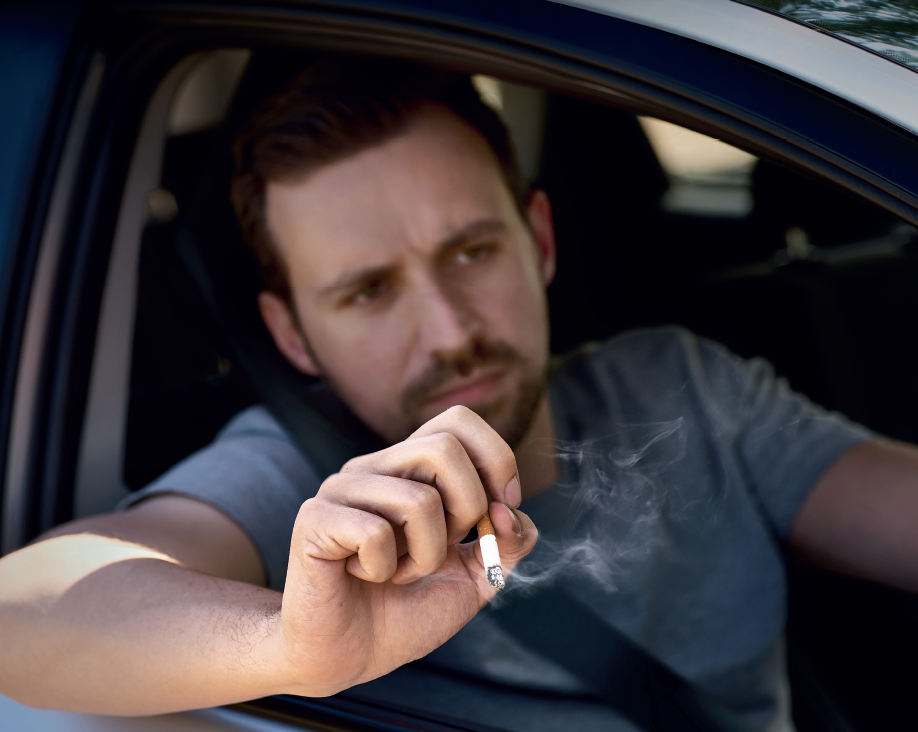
477, 512, 504, 591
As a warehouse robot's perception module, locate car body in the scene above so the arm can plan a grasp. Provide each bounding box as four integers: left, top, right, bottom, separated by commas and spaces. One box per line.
4, 0, 918, 729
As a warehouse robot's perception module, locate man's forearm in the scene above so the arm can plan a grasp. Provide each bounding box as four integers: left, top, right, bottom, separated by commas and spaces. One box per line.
792, 439, 918, 593
0, 534, 302, 714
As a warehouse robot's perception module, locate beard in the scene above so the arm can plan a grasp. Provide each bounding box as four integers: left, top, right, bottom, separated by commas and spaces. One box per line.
300, 319, 548, 449
398, 338, 547, 449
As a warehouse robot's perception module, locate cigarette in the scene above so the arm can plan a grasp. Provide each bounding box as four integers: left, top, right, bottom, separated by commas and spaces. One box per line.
477, 511, 504, 590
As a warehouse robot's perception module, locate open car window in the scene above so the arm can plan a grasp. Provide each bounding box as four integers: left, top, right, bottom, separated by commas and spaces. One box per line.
82, 47, 918, 732
110, 60, 916, 503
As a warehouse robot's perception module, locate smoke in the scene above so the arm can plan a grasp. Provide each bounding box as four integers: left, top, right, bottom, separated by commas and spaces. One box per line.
499, 418, 697, 598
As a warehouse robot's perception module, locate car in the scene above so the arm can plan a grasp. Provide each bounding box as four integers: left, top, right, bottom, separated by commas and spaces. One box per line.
4, 0, 918, 729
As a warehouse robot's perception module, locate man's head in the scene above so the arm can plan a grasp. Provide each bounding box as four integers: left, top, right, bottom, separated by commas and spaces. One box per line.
232, 60, 556, 447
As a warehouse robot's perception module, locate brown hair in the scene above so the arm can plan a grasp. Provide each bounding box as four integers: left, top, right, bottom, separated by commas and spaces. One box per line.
231, 58, 529, 306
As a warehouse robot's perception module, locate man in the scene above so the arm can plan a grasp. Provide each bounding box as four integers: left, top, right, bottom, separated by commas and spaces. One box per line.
3, 59, 918, 732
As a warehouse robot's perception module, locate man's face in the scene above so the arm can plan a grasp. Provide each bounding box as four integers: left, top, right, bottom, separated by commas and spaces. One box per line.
263, 105, 555, 446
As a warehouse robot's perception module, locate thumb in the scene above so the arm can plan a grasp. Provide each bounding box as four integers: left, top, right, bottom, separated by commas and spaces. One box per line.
480, 502, 538, 571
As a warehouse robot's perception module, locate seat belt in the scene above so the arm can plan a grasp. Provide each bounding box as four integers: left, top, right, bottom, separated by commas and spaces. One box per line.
489, 588, 762, 732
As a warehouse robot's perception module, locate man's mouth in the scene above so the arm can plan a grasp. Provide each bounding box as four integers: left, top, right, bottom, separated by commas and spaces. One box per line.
425, 369, 505, 409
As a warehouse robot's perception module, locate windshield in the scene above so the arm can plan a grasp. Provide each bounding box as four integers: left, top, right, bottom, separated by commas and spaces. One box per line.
744, 0, 918, 69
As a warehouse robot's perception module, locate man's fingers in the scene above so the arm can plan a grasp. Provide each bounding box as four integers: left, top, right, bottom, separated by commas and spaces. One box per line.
317, 473, 449, 583
486, 503, 537, 566
340, 430, 489, 543
315, 405, 526, 591
293, 498, 398, 583
408, 406, 521, 508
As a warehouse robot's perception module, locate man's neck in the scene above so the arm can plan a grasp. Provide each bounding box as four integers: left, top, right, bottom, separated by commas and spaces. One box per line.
514, 393, 559, 501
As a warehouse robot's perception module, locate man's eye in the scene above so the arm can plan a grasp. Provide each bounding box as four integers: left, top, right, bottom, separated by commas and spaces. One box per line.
455, 243, 495, 264
350, 279, 389, 304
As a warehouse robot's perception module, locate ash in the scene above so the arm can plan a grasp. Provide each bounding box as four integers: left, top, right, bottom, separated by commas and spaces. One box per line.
487, 566, 505, 590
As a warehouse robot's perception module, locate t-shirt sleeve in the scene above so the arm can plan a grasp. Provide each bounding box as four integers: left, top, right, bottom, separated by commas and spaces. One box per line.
117, 405, 321, 591
693, 335, 875, 539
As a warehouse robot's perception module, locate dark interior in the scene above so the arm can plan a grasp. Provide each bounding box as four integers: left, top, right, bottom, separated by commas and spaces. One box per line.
124, 52, 918, 731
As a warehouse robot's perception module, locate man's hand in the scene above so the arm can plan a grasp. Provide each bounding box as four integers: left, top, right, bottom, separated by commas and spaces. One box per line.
279, 405, 537, 695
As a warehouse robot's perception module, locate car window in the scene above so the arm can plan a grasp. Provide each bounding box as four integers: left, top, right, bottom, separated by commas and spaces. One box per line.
117, 52, 917, 499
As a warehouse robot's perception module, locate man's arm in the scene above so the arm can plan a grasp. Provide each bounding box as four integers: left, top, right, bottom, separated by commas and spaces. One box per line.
0, 496, 292, 714
790, 438, 918, 592
0, 406, 537, 715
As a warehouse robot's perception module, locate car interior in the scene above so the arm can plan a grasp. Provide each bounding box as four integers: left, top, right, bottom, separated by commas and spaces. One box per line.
67, 46, 918, 731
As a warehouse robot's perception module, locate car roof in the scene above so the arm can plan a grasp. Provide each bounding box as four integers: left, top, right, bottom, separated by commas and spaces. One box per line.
559, 0, 918, 136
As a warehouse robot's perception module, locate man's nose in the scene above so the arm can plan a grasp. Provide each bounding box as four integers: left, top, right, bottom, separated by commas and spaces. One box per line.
414, 278, 479, 359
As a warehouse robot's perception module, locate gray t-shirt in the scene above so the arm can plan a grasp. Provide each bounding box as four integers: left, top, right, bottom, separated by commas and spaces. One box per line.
121, 327, 872, 732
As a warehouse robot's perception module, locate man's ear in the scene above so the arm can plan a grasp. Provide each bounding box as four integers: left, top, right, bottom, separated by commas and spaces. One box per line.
258, 291, 322, 377
526, 189, 557, 286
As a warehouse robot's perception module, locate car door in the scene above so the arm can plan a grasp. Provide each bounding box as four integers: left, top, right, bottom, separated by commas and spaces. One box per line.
3, 1, 918, 730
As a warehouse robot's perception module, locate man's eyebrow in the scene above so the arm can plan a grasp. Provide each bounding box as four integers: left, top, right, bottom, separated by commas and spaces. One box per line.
437, 218, 508, 253
318, 264, 395, 297
317, 218, 509, 297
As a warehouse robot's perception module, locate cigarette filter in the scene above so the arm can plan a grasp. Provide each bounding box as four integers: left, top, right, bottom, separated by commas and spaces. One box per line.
476, 512, 505, 590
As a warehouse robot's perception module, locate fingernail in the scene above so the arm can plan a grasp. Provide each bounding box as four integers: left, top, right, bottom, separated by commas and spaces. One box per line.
506, 505, 522, 536
505, 475, 522, 508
